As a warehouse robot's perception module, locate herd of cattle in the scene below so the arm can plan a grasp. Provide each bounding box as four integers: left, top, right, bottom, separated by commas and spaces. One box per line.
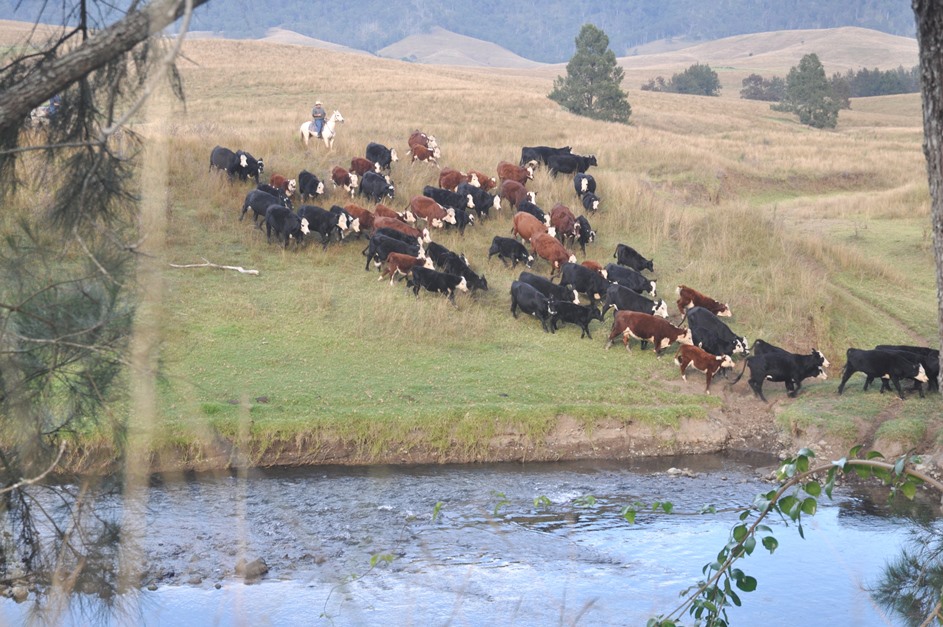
207, 136, 940, 403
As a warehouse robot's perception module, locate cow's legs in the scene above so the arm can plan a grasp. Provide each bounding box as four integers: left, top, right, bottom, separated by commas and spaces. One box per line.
837, 366, 855, 395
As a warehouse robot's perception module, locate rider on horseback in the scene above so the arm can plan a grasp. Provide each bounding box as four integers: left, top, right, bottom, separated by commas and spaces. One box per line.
311, 100, 326, 138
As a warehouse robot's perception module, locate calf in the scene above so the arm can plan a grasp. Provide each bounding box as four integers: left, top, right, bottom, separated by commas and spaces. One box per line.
441, 252, 488, 291
234, 150, 264, 183
409, 195, 456, 229
498, 180, 535, 211
731, 340, 829, 402
511, 211, 554, 243
676, 285, 731, 317
422, 185, 475, 211
408, 130, 438, 152
365, 142, 398, 170
686, 306, 748, 356
297, 170, 325, 201
467, 170, 496, 191
374, 203, 413, 223
457, 182, 501, 219
209, 145, 244, 180
241, 189, 288, 226
510, 281, 557, 332
549, 203, 578, 248
559, 262, 611, 307
363, 232, 421, 271
297, 205, 348, 249
574, 215, 596, 255
264, 205, 305, 248
837, 348, 929, 400
373, 216, 430, 243
488, 236, 533, 268
549, 301, 604, 339
581, 192, 601, 212
874, 345, 940, 393
517, 271, 579, 305
675, 345, 735, 395
350, 157, 380, 177
613, 243, 654, 273
517, 200, 549, 226
410, 143, 439, 166
269, 174, 296, 197
605, 264, 656, 296
330, 166, 358, 197
381, 252, 433, 286
255, 184, 293, 210
343, 203, 375, 235
520, 145, 571, 167
601, 283, 668, 319
358, 171, 395, 203
439, 168, 469, 191
548, 153, 596, 176
605, 311, 693, 355
573, 173, 596, 198
497, 160, 534, 185
530, 233, 576, 277
408, 266, 467, 303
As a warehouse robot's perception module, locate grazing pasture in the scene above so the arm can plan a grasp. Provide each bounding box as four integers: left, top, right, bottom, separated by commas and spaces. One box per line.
5, 33, 941, 465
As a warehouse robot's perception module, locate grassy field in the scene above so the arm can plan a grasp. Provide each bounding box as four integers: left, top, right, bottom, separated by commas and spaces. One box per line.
7, 32, 943, 466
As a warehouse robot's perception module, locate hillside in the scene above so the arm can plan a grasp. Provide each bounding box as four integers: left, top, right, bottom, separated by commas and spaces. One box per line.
378, 26, 542, 68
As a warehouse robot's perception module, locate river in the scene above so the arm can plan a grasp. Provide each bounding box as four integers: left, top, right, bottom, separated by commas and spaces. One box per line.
1, 452, 932, 626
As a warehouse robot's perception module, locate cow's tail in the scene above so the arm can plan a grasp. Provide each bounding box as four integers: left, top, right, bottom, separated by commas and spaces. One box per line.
728, 358, 750, 386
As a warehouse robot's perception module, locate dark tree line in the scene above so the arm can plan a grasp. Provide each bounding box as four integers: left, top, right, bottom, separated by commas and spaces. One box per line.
742, 65, 921, 103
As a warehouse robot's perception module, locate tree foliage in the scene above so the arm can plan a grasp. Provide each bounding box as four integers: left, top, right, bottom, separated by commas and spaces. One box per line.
548, 24, 632, 124
773, 53, 840, 129
642, 63, 721, 96
739, 73, 786, 101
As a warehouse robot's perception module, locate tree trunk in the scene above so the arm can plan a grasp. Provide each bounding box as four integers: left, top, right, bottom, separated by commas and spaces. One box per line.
914, 0, 943, 391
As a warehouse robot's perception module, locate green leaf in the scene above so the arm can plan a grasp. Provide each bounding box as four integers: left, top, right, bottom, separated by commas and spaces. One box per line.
623, 508, 637, 524
728, 588, 742, 606
762, 536, 779, 554
866, 450, 885, 460
756, 524, 772, 534
849, 444, 863, 458
732, 524, 748, 542
796, 455, 809, 473
873, 467, 891, 483
743, 535, 757, 555
533, 495, 552, 509
432, 501, 444, 522
700, 504, 718, 515
797, 447, 816, 458
804, 481, 821, 497
801, 497, 818, 516
894, 456, 907, 476
661, 502, 674, 514
781, 462, 797, 478
736, 575, 758, 592
779, 495, 798, 516
901, 481, 917, 500
853, 464, 872, 479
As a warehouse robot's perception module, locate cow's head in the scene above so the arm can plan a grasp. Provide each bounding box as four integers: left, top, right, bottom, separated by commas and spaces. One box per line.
547, 226, 557, 238
420, 256, 434, 269
649, 280, 658, 297
349, 173, 359, 191
402, 209, 415, 223
444, 208, 457, 225
525, 254, 535, 268
456, 277, 469, 293
287, 179, 297, 194
420, 228, 432, 244
733, 337, 749, 354
374, 161, 382, 173
526, 191, 537, 203
469, 172, 480, 187
299, 218, 310, 236
717, 304, 732, 317
239, 153, 248, 168
490, 195, 501, 212
815, 367, 829, 380
464, 194, 475, 210
525, 165, 535, 179
654, 300, 669, 319
349, 217, 361, 233
718, 354, 736, 370
813, 349, 830, 369
567, 253, 577, 264
315, 180, 325, 195
678, 328, 694, 345
256, 158, 264, 174
390, 148, 399, 163
584, 194, 600, 211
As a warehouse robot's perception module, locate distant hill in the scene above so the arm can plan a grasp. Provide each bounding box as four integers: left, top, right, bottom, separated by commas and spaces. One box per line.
377, 27, 542, 68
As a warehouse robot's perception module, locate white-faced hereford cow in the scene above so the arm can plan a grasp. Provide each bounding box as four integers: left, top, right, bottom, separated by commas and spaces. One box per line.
497, 160, 534, 185
675, 344, 735, 395
511, 211, 554, 243
330, 166, 358, 197
605, 311, 693, 355
530, 233, 576, 276
676, 285, 731, 318
381, 252, 433, 286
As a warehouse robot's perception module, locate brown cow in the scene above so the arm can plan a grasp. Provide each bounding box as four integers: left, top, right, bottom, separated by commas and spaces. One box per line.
269, 173, 296, 197
511, 211, 554, 243
410, 144, 440, 167
498, 180, 536, 211
581, 260, 607, 278
350, 157, 380, 177
438, 168, 468, 191
408, 130, 438, 153
674, 344, 736, 394
676, 285, 732, 317
375, 203, 416, 224
408, 195, 455, 228
605, 311, 693, 355
331, 166, 359, 196
467, 170, 496, 191
549, 203, 577, 247
497, 160, 534, 185
344, 204, 375, 234
380, 252, 433, 286
530, 232, 576, 276
373, 216, 430, 243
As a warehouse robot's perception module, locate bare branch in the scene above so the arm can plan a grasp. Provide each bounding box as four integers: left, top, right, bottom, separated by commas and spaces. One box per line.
0, 442, 67, 495
169, 258, 260, 275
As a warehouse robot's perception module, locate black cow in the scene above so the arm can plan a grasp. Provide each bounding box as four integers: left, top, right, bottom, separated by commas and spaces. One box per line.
298, 205, 348, 249
520, 145, 571, 167
574, 215, 595, 255
359, 171, 395, 203
408, 266, 468, 303
425, 241, 460, 269
256, 184, 294, 211
448, 206, 476, 236
363, 232, 421, 271
441, 252, 488, 291
604, 264, 656, 296
613, 243, 654, 273
374, 227, 419, 248
549, 301, 604, 339
488, 236, 533, 268
329, 205, 358, 239
365, 142, 398, 170
264, 205, 304, 248
298, 170, 325, 201
559, 262, 611, 307
874, 345, 940, 393
517, 200, 549, 226
422, 185, 474, 211
510, 281, 557, 332
457, 182, 500, 219
574, 173, 596, 198
209, 146, 244, 180
601, 283, 669, 319
234, 150, 263, 183
731, 340, 830, 402
838, 348, 929, 400
548, 153, 597, 177
686, 306, 748, 356
241, 189, 288, 226
517, 271, 579, 305
581, 192, 600, 212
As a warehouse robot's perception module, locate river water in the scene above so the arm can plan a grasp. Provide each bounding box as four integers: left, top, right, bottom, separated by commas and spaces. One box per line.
1, 452, 932, 626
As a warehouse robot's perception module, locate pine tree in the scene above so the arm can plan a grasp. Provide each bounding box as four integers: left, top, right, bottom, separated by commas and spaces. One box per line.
776, 53, 840, 128
548, 24, 631, 123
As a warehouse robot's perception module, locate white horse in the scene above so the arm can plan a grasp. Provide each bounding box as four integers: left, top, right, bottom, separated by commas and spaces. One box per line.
300, 110, 344, 150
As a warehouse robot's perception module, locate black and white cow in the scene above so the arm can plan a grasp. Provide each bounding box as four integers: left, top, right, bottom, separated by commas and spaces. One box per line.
838, 348, 930, 400
520, 145, 571, 167
363, 232, 422, 271
731, 339, 829, 402
329, 205, 359, 239
264, 205, 306, 248
441, 252, 488, 291
581, 192, 600, 212
209, 146, 245, 180
448, 206, 476, 236
601, 283, 669, 319
549, 301, 604, 339
255, 184, 294, 211
422, 185, 475, 212
297, 205, 349, 249
424, 241, 461, 269
297, 170, 325, 202
604, 264, 656, 296
516, 200, 549, 226
241, 189, 289, 226
234, 150, 263, 184
574, 173, 596, 198
686, 306, 748, 356
359, 171, 395, 203
548, 153, 597, 177
613, 243, 654, 273
517, 271, 579, 305
374, 227, 420, 248
365, 142, 398, 170
488, 236, 533, 268
559, 262, 611, 307
574, 215, 595, 255
457, 182, 501, 219
510, 280, 557, 332
874, 345, 940, 393
408, 266, 468, 303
